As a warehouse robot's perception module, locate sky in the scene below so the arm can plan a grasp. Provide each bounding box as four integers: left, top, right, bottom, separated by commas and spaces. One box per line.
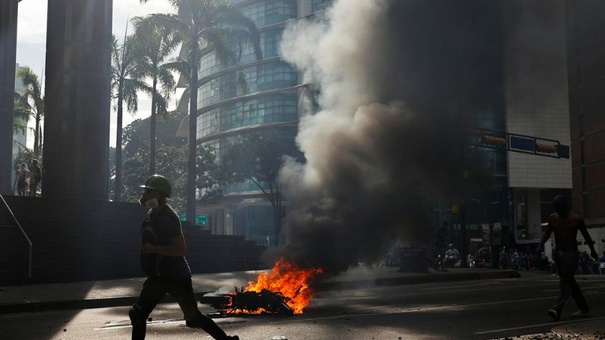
16, 0, 177, 148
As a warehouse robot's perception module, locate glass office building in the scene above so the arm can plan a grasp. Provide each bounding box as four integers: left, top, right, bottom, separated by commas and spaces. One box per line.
183, 0, 334, 244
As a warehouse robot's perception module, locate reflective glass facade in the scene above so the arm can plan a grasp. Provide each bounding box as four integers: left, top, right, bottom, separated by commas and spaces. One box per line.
196, 1, 303, 143
197, 93, 298, 139
194, 0, 333, 242
312, 0, 333, 12
197, 61, 298, 110
240, 0, 297, 26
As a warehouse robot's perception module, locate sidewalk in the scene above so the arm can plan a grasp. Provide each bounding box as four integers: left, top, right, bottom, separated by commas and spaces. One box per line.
550, 319, 605, 340
0, 267, 517, 314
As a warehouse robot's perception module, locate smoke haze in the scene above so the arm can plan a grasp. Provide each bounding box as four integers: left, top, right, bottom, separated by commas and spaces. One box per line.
278, 0, 496, 274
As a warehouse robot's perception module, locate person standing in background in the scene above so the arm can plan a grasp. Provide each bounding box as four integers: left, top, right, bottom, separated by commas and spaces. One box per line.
432, 221, 448, 271
15, 163, 29, 196
29, 159, 42, 197
536, 195, 598, 321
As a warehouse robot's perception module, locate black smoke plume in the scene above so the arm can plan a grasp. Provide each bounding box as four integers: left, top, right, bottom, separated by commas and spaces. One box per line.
278, 0, 499, 274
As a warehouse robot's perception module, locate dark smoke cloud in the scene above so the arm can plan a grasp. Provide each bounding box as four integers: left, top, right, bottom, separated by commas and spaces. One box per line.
278, 0, 494, 274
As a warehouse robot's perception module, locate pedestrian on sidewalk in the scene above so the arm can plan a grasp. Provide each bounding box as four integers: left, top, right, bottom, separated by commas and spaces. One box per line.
28, 159, 42, 197
129, 174, 239, 340
536, 195, 598, 321
432, 221, 448, 271
15, 163, 29, 196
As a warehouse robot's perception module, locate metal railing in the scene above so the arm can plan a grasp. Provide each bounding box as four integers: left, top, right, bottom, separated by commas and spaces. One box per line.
0, 194, 32, 278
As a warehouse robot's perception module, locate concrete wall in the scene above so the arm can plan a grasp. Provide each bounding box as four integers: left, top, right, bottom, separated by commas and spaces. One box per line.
43, 0, 112, 200
566, 0, 605, 224
0, 0, 19, 195
0, 197, 268, 285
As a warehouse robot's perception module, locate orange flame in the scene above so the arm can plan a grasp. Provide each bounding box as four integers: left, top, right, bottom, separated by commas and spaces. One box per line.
242, 257, 323, 314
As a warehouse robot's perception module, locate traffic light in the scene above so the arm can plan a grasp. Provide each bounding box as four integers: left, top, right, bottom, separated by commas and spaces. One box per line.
481, 135, 507, 146
452, 203, 460, 215
535, 142, 557, 154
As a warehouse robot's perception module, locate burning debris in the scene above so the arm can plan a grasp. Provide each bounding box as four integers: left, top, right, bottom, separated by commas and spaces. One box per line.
201, 288, 294, 316
200, 258, 322, 316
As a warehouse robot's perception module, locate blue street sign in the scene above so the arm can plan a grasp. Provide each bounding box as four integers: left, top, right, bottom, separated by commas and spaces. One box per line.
510, 135, 535, 151
196, 214, 207, 225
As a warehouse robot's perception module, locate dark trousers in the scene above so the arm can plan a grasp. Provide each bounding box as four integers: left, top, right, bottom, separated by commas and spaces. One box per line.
130, 276, 228, 340
551, 249, 589, 314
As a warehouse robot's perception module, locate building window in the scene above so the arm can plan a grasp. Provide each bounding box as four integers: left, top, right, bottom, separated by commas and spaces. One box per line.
198, 61, 298, 108
312, 0, 334, 12
240, 0, 297, 27
198, 93, 298, 139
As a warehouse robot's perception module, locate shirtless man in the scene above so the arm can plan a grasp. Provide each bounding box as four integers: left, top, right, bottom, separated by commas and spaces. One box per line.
536, 195, 598, 321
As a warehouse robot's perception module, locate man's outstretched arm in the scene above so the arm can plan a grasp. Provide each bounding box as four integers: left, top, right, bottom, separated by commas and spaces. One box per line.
536, 217, 553, 253
578, 218, 598, 260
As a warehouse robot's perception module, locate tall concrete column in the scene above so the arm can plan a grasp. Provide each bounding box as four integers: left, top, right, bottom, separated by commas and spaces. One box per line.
43, 0, 112, 199
0, 0, 19, 195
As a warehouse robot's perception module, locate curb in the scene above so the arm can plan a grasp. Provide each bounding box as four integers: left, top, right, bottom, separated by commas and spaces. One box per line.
0, 297, 137, 315
0, 293, 211, 315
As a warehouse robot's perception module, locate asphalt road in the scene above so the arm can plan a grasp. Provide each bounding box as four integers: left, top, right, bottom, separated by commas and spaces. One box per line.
2, 272, 604, 340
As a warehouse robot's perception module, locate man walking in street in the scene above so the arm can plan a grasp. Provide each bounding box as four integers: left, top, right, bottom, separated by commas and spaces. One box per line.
536, 195, 598, 321
129, 174, 239, 340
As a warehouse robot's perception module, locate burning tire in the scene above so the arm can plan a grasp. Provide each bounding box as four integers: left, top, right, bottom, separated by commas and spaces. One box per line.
200, 289, 294, 316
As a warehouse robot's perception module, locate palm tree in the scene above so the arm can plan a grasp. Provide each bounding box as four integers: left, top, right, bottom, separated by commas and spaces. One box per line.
131, 15, 182, 176
16, 67, 44, 159
140, 0, 261, 223
110, 33, 148, 202
13, 92, 29, 134
13, 92, 30, 154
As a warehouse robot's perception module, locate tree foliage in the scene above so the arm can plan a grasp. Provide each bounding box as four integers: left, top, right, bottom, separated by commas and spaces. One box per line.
219, 128, 303, 245
15, 66, 44, 159
13, 92, 29, 135
110, 33, 148, 201
131, 15, 186, 175
113, 110, 217, 212
140, 0, 262, 223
